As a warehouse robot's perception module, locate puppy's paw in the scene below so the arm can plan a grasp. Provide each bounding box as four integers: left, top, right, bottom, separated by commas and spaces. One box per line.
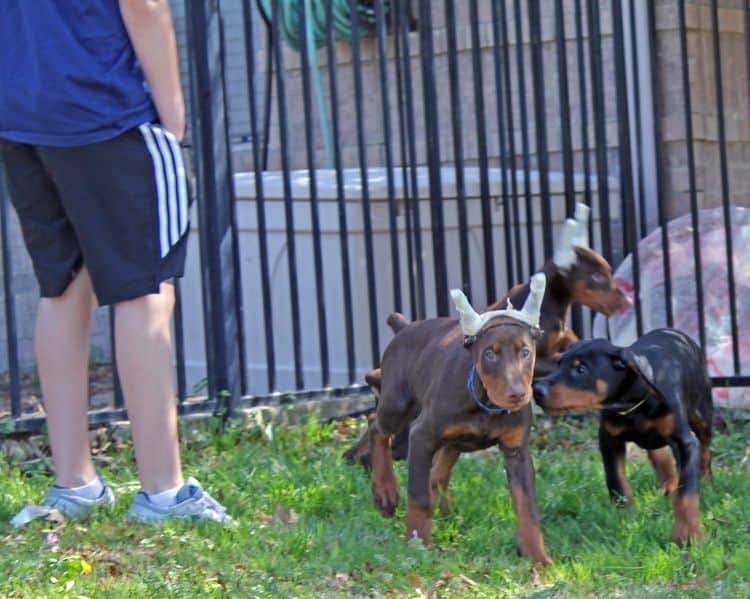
671, 493, 703, 546
517, 543, 552, 566
671, 520, 703, 546
371, 474, 399, 517
661, 477, 679, 496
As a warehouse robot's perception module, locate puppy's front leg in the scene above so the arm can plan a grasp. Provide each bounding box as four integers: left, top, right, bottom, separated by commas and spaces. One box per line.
670, 430, 703, 545
599, 423, 634, 507
406, 422, 438, 544
503, 444, 551, 565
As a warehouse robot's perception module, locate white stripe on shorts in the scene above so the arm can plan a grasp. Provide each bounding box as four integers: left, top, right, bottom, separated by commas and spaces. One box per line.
151, 125, 180, 246
139, 123, 170, 257
163, 128, 189, 238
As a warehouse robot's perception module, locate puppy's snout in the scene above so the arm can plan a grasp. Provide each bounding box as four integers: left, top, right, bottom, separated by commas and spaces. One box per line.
533, 379, 550, 401
507, 384, 528, 404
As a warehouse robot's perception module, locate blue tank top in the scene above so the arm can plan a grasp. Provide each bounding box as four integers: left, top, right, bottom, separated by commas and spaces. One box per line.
0, 1, 157, 146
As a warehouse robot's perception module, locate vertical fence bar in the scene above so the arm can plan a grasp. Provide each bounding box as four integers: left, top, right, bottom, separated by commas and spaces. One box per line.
529, 0, 553, 261
243, 0, 276, 391
419, 0, 448, 316
647, 0, 673, 329
398, 0, 426, 320
490, 0, 515, 292
574, 0, 592, 216
324, 0, 356, 384
393, 5, 418, 320
219, 9, 248, 397
514, 0, 536, 274
553, 0, 582, 334
374, 0, 403, 314
187, 0, 245, 411
0, 166, 21, 418
469, 0, 496, 304
445, 0, 472, 300
173, 279, 187, 403
349, 0, 381, 363
586, 0, 612, 263
498, 0, 524, 285
271, 1, 305, 388
629, 0, 647, 241
109, 308, 125, 408
677, 0, 705, 351
298, 0, 330, 387
612, 0, 642, 335
555, 0, 575, 217
710, 0, 740, 374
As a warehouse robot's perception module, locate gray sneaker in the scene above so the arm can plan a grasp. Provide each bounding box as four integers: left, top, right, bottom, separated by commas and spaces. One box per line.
126, 477, 235, 525
42, 476, 115, 520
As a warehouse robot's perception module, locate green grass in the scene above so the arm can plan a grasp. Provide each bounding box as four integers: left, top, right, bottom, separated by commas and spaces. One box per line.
1, 412, 749, 598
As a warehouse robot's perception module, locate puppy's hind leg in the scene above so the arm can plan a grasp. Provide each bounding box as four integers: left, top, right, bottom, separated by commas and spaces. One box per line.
690, 391, 714, 480
370, 387, 411, 518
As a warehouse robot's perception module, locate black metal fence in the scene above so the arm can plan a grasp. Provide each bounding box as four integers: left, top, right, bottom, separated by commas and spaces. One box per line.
1, 0, 748, 432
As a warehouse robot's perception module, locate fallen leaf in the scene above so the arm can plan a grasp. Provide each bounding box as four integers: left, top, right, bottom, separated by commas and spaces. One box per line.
80, 559, 93, 574
458, 573, 478, 587
427, 578, 446, 599
408, 574, 422, 588
274, 505, 299, 525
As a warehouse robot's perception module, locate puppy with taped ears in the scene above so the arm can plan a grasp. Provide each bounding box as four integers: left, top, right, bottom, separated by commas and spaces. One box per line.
370, 274, 552, 564
533, 329, 713, 545
343, 203, 629, 470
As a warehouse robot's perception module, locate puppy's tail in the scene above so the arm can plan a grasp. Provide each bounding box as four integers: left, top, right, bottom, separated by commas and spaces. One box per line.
386, 312, 410, 334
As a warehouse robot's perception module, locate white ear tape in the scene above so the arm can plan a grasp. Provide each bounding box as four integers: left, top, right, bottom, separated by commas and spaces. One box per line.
450, 273, 547, 335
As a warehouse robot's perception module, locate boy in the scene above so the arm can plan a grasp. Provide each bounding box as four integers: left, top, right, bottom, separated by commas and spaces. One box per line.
0, 0, 232, 524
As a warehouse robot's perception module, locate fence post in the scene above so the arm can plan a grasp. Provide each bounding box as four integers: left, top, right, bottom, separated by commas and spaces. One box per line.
185, 0, 242, 415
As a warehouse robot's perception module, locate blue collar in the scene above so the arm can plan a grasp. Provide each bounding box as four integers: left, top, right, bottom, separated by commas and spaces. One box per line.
467, 364, 511, 415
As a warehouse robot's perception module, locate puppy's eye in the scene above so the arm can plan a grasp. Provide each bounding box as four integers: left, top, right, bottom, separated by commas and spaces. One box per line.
519, 347, 531, 359
571, 363, 587, 376
483, 349, 497, 362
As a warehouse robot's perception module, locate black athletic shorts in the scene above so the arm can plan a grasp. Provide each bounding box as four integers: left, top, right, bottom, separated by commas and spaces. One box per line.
0, 123, 190, 306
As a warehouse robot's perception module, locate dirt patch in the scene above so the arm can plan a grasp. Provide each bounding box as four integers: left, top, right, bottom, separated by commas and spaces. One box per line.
0, 362, 115, 418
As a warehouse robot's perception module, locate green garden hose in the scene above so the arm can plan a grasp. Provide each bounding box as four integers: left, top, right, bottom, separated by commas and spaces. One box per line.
257, 0, 388, 168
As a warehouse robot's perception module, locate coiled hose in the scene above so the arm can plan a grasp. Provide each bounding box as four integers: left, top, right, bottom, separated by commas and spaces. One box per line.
257, 0, 388, 167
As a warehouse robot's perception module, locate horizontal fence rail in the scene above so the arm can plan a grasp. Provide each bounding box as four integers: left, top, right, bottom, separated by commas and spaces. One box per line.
1, 0, 748, 432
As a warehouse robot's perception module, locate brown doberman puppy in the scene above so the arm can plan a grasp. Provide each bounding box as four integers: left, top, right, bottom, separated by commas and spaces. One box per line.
343, 204, 629, 469
533, 330, 713, 545
370, 274, 551, 564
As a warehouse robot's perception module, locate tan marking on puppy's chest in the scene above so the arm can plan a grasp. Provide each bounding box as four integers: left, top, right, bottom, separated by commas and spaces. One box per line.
494, 425, 526, 449
442, 423, 481, 439
603, 420, 627, 437
640, 413, 674, 437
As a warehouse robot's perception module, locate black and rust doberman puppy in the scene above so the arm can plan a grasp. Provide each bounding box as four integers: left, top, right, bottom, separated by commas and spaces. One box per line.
370, 274, 551, 564
343, 204, 628, 469
533, 329, 713, 545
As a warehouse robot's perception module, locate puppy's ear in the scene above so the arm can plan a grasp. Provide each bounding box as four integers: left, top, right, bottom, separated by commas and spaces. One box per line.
618, 347, 670, 403
618, 348, 655, 381
463, 335, 476, 348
